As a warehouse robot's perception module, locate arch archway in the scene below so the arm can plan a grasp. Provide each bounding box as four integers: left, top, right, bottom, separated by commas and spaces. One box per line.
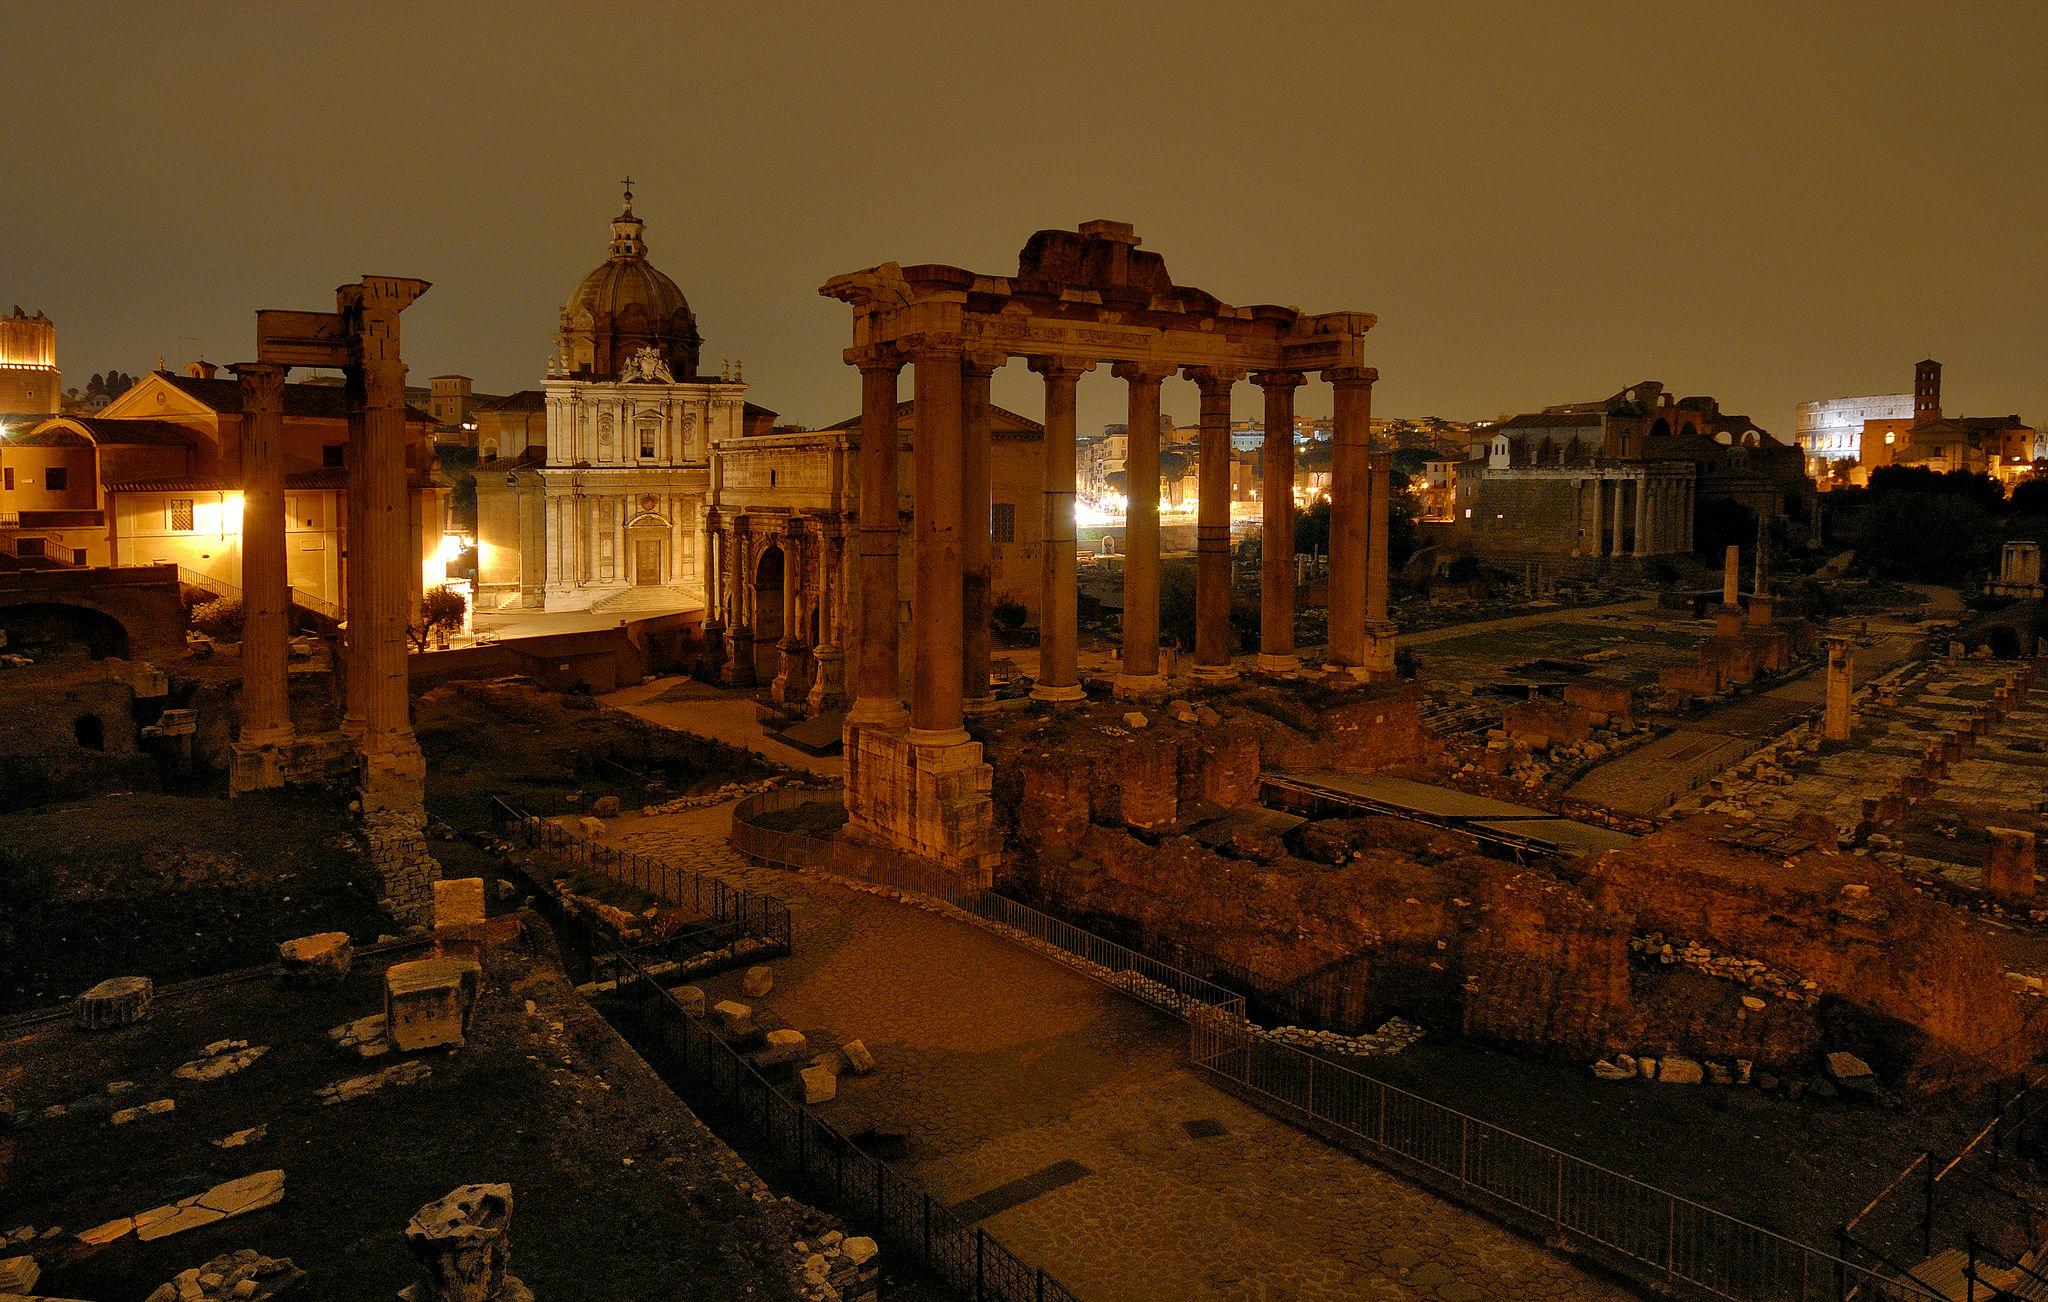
0, 601, 130, 660
753, 543, 785, 679
625, 510, 671, 586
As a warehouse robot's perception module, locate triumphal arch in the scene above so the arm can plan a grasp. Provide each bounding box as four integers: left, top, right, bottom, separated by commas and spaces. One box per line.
822, 220, 1390, 880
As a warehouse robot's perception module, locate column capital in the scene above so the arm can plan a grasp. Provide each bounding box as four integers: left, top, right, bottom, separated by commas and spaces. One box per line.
1027, 355, 1096, 380
1111, 360, 1177, 385
1251, 369, 1306, 391
962, 349, 1008, 378
846, 344, 904, 373
1321, 365, 1379, 388
1183, 366, 1247, 392
231, 360, 289, 405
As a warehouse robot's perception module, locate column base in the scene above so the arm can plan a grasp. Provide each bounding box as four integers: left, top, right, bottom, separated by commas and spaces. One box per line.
1030, 682, 1087, 705
362, 739, 428, 822
1365, 623, 1398, 679
1113, 672, 1167, 700
963, 694, 1000, 716
1255, 653, 1299, 677
701, 621, 728, 679
843, 717, 1000, 889
806, 646, 846, 715
846, 696, 909, 729
722, 634, 757, 687
1188, 662, 1240, 683
229, 737, 288, 795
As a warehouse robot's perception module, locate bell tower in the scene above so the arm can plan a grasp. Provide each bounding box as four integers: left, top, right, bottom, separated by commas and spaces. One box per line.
1914, 358, 1942, 426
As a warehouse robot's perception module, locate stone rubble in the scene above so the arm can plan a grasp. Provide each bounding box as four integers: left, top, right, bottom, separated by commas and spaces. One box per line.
134, 1170, 286, 1243
173, 1040, 270, 1082
277, 931, 353, 984
398, 1183, 531, 1302
75, 975, 153, 1029
143, 1249, 305, 1302
638, 776, 805, 817
317, 1059, 432, 1105
328, 1012, 392, 1058
1628, 932, 1821, 1004
111, 1097, 176, 1124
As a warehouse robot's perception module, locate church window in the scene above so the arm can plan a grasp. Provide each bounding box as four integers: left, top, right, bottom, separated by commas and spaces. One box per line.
990, 501, 1016, 543
638, 418, 658, 459
169, 498, 195, 531
2, 468, 11, 489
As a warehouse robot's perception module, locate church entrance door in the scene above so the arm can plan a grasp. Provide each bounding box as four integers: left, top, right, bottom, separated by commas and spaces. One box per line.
634, 538, 661, 585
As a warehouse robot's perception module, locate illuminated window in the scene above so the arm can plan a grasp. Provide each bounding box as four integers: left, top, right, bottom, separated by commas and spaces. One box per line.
170, 498, 194, 531
45, 467, 67, 491
637, 419, 658, 458
991, 501, 1015, 543
2, 468, 11, 489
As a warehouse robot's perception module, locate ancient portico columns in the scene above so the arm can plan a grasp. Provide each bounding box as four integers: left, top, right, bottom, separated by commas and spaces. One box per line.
1030, 356, 1093, 704
960, 350, 1005, 714
1113, 360, 1176, 696
702, 507, 727, 676
1321, 366, 1382, 680
807, 519, 846, 714
1253, 371, 1304, 676
1633, 472, 1651, 558
773, 518, 806, 705
847, 349, 905, 727
230, 361, 291, 792
725, 514, 755, 686
1187, 366, 1244, 681
910, 337, 970, 745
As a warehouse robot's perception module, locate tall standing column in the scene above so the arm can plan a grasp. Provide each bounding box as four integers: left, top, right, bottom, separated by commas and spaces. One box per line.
1633, 471, 1651, 557
1609, 480, 1626, 558
1187, 367, 1244, 681
1364, 444, 1396, 677
1322, 366, 1377, 679
1588, 476, 1605, 557
911, 340, 969, 744
1254, 372, 1303, 675
702, 509, 726, 676
1113, 361, 1174, 696
342, 369, 369, 734
808, 521, 846, 713
724, 516, 755, 686
1030, 356, 1091, 703
848, 350, 905, 726
960, 351, 1003, 713
772, 520, 807, 706
231, 361, 291, 793
343, 276, 431, 825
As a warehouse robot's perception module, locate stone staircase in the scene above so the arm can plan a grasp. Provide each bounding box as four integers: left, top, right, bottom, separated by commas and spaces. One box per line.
585, 586, 699, 616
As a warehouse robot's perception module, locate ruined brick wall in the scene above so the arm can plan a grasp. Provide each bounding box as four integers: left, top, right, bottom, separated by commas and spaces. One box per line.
1501, 698, 1594, 749
1459, 868, 1632, 1059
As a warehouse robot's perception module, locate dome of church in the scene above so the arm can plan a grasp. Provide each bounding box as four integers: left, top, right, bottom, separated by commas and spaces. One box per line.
554, 188, 703, 381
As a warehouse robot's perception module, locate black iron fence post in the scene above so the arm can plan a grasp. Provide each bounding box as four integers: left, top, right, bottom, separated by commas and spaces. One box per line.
1922, 1147, 1936, 1258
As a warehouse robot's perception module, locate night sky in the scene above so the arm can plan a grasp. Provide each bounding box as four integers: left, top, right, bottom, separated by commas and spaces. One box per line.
5, 0, 2043, 437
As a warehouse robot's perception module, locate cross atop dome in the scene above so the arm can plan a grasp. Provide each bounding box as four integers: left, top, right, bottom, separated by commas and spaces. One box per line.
620, 176, 634, 215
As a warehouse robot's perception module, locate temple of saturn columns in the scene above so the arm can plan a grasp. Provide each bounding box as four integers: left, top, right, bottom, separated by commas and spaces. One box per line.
820, 220, 1390, 879
229, 276, 438, 926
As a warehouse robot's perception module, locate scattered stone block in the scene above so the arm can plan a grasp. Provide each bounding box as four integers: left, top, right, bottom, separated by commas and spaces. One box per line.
77, 1216, 134, 1245
175, 1042, 270, 1082
1740, 995, 1766, 1012
277, 931, 353, 984
740, 965, 773, 998
674, 986, 706, 1016
576, 816, 606, 840
329, 1012, 391, 1058
798, 1064, 838, 1104
591, 795, 621, 817
1658, 1057, 1703, 1085
0, 1256, 37, 1292
710, 1000, 753, 1036
76, 975, 153, 1029
841, 1039, 875, 1075
384, 957, 481, 1052
112, 1098, 176, 1124
134, 1170, 285, 1242
318, 1059, 432, 1105
1826, 1051, 1873, 1082
400, 1183, 525, 1302
1591, 1059, 1633, 1081
1122, 711, 1149, 730
764, 1028, 807, 1056
213, 1124, 268, 1148
433, 878, 488, 930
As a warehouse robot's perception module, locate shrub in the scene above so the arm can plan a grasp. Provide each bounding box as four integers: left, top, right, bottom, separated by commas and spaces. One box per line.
189, 595, 245, 642
408, 584, 469, 651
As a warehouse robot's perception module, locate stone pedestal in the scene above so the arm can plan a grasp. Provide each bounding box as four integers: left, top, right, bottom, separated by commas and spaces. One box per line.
806, 644, 846, 714
1824, 639, 1854, 742
1722, 544, 1741, 608
77, 975, 154, 1029
723, 629, 756, 687
401, 1184, 528, 1302
385, 956, 481, 1052
1747, 594, 1776, 626
771, 638, 810, 708
229, 740, 285, 796
1986, 828, 2037, 898
843, 719, 999, 887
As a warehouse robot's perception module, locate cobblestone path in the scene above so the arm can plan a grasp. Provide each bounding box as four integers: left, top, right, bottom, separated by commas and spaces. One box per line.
608, 803, 1635, 1301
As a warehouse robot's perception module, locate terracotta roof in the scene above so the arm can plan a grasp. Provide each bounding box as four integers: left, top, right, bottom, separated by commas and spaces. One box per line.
821, 399, 1042, 435
104, 464, 441, 493
6, 427, 91, 447
1498, 412, 1602, 432
479, 389, 547, 413
153, 371, 439, 425
69, 417, 201, 446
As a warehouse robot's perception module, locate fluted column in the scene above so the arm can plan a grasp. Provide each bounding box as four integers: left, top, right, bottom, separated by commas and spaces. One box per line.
808, 520, 846, 713
701, 508, 727, 675
1609, 479, 1625, 557
1113, 361, 1174, 696
724, 515, 755, 686
342, 369, 368, 733
848, 350, 905, 726
1322, 366, 1377, 678
1030, 356, 1091, 703
231, 361, 291, 793
961, 351, 1003, 713
773, 519, 806, 705
1254, 372, 1303, 675
1188, 366, 1244, 681
911, 339, 969, 744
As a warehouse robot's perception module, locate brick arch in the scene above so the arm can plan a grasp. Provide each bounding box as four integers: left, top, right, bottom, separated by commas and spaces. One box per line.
0, 599, 132, 660
0, 565, 187, 657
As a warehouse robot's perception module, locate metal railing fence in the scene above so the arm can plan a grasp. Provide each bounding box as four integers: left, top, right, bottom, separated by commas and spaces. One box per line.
607, 933, 1084, 1301
1191, 1018, 1945, 1302
500, 801, 792, 956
